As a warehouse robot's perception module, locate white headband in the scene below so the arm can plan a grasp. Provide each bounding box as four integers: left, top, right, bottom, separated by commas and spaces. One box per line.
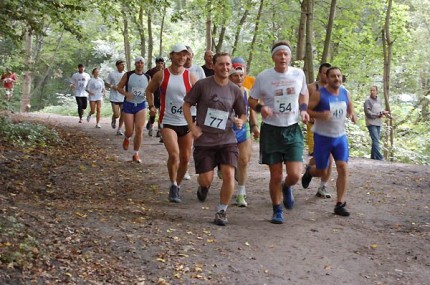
271, 45, 291, 56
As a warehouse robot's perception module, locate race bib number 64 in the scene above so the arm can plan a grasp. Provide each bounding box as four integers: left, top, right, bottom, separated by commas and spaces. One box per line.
204, 108, 229, 130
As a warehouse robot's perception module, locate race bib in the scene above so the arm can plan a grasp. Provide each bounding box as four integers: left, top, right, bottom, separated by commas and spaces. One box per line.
330, 101, 347, 120
204, 108, 229, 130
274, 95, 297, 114
132, 87, 145, 97
169, 100, 183, 115
78, 81, 85, 89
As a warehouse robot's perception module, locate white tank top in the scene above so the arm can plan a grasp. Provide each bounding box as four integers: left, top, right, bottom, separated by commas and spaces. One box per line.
159, 68, 192, 126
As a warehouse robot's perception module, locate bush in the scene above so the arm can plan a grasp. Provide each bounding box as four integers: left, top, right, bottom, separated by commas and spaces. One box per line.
0, 116, 62, 148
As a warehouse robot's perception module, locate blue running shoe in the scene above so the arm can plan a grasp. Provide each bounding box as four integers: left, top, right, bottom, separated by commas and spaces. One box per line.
271, 209, 284, 224
282, 183, 294, 209
168, 185, 181, 203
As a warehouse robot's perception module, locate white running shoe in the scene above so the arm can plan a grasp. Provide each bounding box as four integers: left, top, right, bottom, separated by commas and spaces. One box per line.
96, 124, 101, 128
184, 171, 191, 180
316, 185, 332, 198
116, 129, 124, 136
86, 114, 92, 122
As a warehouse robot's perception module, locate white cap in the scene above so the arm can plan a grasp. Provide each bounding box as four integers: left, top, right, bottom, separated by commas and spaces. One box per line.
171, 43, 189, 53
135, 56, 144, 63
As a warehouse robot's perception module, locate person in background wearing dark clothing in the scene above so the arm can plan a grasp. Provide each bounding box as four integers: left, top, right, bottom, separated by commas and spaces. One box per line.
145, 56, 165, 138
201, 50, 214, 77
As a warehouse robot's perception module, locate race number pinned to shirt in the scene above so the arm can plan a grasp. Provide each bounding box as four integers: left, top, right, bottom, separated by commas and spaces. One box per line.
274, 85, 297, 114
204, 108, 229, 130
132, 87, 145, 97
168, 99, 183, 115
329, 101, 347, 120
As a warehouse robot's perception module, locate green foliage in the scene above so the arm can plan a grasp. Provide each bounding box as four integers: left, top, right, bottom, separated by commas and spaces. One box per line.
0, 116, 62, 149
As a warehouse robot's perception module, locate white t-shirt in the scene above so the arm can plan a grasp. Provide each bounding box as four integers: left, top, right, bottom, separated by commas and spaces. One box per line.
107, 70, 126, 102
86, 78, 105, 101
71, 72, 91, 97
187, 64, 206, 116
250, 67, 308, 127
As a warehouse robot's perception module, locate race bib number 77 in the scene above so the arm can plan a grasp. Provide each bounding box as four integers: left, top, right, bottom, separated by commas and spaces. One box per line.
204, 108, 229, 130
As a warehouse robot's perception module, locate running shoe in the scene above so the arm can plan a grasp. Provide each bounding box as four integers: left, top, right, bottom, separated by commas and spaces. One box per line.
334, 202, 350, 217
123, 137, 130, 150
96, 124, 101, 128
148, 128, 154, 137
111, 117, 116, 129
197, 186, 209, 202
271, 209, 284, 224
79, 119, 82, 123
217, 166, 223, 179
214, 210, 227, 226
156, 130, 161, 137
301, 165, 313, 189
184, 171, 191, 180
116, 129, 124, 136
282, 183, 294, 209
146, 121, 151, 130
168, 185, 181, 203
235, 194, 248, 207
159, 136, 163, 143
132, 153, 142, 163
86, 114, 92, 122
316, 185, 332, 198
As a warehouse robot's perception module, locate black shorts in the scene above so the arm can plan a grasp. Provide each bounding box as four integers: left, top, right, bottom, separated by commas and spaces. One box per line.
193, 144, 238, 174
163, 124, 190, 137
110, 101, 123, 106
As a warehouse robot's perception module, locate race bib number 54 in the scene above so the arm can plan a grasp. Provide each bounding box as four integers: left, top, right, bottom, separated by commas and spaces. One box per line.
204, 108, 229, 130
275, 95, 297, 114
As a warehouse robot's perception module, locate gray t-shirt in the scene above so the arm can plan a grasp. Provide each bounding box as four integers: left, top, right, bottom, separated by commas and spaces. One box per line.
364, 96, 383, 126
185, 76, 246, 146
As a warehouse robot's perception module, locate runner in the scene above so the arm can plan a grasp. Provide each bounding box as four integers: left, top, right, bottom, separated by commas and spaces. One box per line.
248, 41, 310, 224
70, 64, 91, 123
105, 59, 126, 135
307, 63, 334, 198
183, 52, 247, 226
231, 57, 255, 90
229, 61, 260, 207
117, 56, 150, 163
86, 67, 105, 128
146, 44, 196, 203
1, 68, 17, 101
184, 45, 206, 180
145, 56, 165, 138
201, 50, 215, 77
301, 67, 357, 216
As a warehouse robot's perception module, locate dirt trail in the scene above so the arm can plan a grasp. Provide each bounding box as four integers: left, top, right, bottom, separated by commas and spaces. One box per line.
1, 113, 429, 285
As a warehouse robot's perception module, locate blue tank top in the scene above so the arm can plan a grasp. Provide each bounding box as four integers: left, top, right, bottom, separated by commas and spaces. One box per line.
233, 89, 250, 143
312, 86, 349, 138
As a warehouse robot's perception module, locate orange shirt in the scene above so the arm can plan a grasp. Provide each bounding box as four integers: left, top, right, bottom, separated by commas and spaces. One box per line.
243, 75, 255, 90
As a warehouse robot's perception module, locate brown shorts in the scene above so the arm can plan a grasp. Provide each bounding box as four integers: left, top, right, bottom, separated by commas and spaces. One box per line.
193, 144, 238, 174
163, 124, 190, 137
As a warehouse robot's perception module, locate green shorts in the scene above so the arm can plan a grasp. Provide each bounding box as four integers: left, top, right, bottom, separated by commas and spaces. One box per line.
259, 123, 304, 165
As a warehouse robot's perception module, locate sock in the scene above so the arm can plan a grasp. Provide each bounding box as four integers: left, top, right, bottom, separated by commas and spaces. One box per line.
237, 185, 246, 196
172, 181, 178, 186
134, 151, 139, 155
217, 204, 228, 212
273, 204, 282, 212
320, 181, 327, 187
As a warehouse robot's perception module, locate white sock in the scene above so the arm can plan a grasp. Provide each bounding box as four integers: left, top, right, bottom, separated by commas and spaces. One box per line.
320, 181, 327, 187
217, 204, 228, 212
134, 151, 139, 155
171, 181, 177, 186
237, 185, 246, 196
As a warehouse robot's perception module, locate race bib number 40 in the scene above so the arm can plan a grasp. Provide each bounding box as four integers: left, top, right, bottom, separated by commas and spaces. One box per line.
204, 108, 229, 130
132, 87, 145, 97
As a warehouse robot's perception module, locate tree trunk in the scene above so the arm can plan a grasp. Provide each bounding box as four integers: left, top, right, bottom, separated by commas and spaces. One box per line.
159, 5, 167, 56
296, 0, 307, 62
136, 4, 146, 67
321, 0, 337, 63
304, 0, 315, 84
206, 0, 213, 51
20, 30, 33, 113
122, 8, 132, 71
231, 8, 249, 56
247, 0, 264, 74
147, 8, 153, 70
382, 0, 394, 160
215, 23, 226, 53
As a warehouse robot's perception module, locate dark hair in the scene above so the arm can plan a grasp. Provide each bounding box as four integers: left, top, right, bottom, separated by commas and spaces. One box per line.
318, 63, 331, 74
326, 66, 341, 76
78, 64, 84, 68
92, 67, 99, 75
371, 85, 378, 91
271, 40, 292, 52
155, 56, 164, 63
212, 52, 231, 65
115, 60, 125, 66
